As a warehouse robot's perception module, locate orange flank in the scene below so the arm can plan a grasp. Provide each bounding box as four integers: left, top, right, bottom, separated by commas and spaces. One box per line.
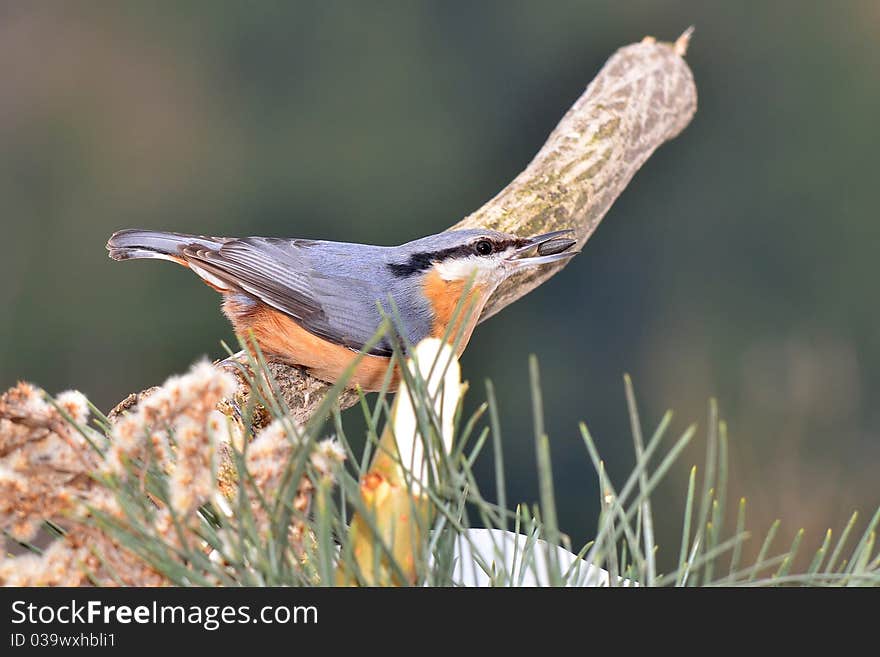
223, 296, 396, 391
220, 271, 487, 391
421, 269, 488, 354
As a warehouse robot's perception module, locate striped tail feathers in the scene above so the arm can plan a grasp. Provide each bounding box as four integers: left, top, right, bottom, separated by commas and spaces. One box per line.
107, 229, 239, 292
106, 229, 225, 264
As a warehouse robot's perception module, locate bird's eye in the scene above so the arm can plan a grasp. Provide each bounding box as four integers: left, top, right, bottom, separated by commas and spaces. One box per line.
474, 239, 494, 256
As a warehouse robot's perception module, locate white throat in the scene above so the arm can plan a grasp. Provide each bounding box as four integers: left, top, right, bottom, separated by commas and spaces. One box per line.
434, 255, 506, 285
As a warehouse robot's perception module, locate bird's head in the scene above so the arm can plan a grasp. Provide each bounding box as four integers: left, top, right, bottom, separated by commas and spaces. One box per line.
388, 228, 579, 288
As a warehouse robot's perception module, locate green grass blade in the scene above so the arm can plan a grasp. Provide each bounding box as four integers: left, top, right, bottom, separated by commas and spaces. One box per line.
624, 375, 656, 586
773, 528, 804, 580
826, 511, 859, 573
486, 380, 508, 532
807, 529, 833, 575
726, 497, 747, 583
748, 519, 781, 582
845, 506, 880, 575
530, 355, 561, 586
675, 465, 697, 586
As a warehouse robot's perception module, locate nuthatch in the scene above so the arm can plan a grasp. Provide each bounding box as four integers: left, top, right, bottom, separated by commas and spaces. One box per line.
106, 228, 578, 390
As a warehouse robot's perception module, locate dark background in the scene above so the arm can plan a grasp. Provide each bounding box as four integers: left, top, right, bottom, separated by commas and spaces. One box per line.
2, 2, 878, 568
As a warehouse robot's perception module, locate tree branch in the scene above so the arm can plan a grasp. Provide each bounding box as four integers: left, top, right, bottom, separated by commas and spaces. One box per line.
458, 31, 697, 320
110, 30, 697, 425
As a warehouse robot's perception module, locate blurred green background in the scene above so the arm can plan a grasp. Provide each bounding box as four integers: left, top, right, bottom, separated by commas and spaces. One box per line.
2, 1, 878, 567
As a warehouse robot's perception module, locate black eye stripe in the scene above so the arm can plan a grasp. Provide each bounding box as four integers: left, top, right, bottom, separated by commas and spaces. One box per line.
387, 245, 469, 277
386, 237, 516, 277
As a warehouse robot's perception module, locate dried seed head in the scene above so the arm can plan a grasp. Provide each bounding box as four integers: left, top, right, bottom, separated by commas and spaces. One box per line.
103, 360, 236, 476
0, 383, 102, 542
55, 390, 90, 426
168, 417, 216, 516
310, 438, 346, 482
245, 416, 299, 492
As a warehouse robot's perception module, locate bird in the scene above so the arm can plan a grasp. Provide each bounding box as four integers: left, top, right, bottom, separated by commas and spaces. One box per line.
106, 227, 578, 391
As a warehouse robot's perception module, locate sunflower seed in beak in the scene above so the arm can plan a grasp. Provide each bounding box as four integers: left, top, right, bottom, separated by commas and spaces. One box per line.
537, 237, 577, 256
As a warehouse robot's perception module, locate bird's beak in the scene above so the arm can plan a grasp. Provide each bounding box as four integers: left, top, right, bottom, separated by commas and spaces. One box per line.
506, 229, 579, 269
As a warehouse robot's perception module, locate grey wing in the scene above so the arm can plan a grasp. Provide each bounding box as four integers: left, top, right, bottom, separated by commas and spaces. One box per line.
181, 237, 395, 356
